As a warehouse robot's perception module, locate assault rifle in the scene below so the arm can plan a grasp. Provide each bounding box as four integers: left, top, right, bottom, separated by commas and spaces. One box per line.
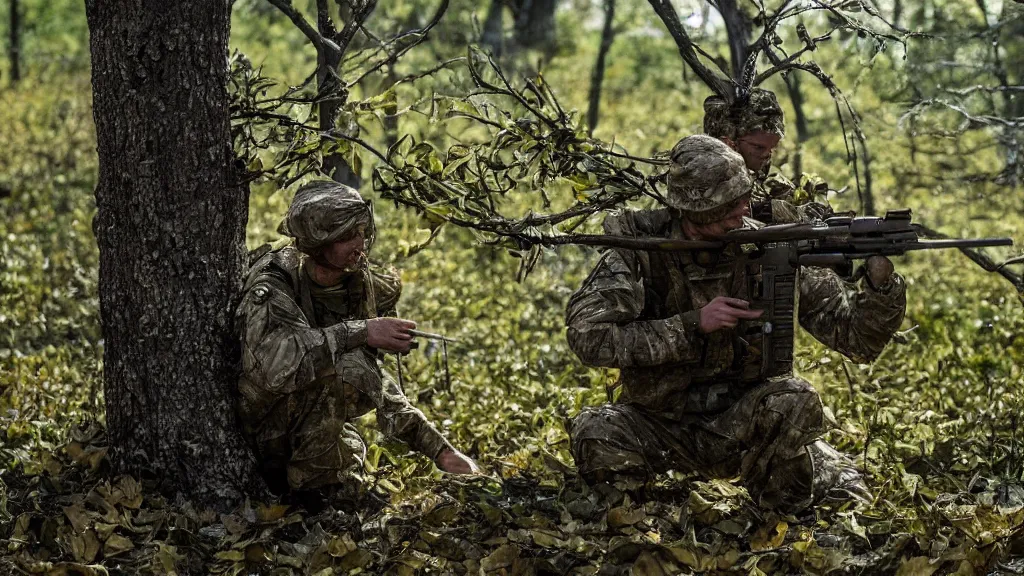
564, 209, 1013, 379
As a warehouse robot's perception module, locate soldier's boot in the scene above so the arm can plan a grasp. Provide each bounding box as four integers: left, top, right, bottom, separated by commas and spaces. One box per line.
806, 441, 871, 507
754, 440, 869, 516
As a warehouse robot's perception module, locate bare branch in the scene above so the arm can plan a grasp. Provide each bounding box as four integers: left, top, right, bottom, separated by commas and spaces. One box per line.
265, 0, 341, 60
944, 85, 1024, 97
335, 0, 379, 54
752, 28, 833, 86
346, 0, 450, 87
646, 0, 733, 98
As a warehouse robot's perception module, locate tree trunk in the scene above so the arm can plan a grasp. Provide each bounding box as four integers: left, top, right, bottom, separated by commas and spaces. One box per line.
860, 142, 875, 214
9, 0, 20, 85
716, 0, 752, 81
85, 0, 261, 509
586, 0, 616, 137
782, 73, 809, 179
316, 0, 361, 188
481, 0, 506, 57
512, 0, 557, 54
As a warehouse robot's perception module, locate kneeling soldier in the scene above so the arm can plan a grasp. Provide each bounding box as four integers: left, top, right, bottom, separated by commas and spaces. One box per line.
566, 135, 906, 512
237, 181, 478, 501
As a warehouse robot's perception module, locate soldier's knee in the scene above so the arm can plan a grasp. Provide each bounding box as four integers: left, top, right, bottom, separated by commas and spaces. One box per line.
570, 405, 650, 480
764, 378, 825, 424
570, 405, 636, 444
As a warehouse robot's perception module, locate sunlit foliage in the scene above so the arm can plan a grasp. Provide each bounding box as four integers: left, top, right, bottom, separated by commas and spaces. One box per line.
1, 0, 1023, 573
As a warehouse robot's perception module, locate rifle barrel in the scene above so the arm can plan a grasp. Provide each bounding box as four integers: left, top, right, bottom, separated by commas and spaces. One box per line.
535, 232, 1012, 254
905, 238, 1013, 250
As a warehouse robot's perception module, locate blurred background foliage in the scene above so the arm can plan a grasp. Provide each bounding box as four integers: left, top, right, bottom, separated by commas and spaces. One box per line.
1, 0, 1024, 573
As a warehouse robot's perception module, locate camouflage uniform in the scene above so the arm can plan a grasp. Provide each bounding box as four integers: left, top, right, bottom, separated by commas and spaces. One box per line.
567, 137, 906, 512
237, 182, 453, 492
704, 89, 833, 225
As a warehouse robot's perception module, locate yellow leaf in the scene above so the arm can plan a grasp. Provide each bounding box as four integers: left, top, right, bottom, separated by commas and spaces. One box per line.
481, 543, 519, 571
44, 562, 109, 576
103, 533, 134, 557
607, 506, 646, 528
530, 529, 568, 548
751, 520, 788, 551
666, 545, 704, 570
255, 503, 289, 523
156, 543, 183, 575
630, 550, 675, 576
214, 549, 245, 562
94, 522, 117, 541
63, 504, 92, 534
896, 556, 940, 576
327, 533, 358, 558
70, 529, 100, 563
115, 477, 143, 510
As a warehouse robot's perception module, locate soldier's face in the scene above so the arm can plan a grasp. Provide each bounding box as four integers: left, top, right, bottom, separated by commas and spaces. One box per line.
719, 194, 751, 231
322, 224, 367, 270
688, 194, 751, 238
733, 132, 781, 172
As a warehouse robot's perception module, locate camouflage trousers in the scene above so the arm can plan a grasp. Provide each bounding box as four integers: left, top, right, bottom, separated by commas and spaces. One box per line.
570, 378, 868, 512
248, 353, 379, 493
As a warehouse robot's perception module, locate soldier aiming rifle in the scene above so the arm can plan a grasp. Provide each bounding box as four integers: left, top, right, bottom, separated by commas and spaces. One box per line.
565, 135, 1012, 512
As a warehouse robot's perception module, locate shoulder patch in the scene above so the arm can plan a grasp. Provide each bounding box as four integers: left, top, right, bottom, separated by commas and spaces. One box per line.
252, 284, 271, 304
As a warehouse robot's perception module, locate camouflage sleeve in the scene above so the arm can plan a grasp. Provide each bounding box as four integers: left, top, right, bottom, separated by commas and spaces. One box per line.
239, 275, 369, 395
797, 267, 907, 363
766, 199, 832, 224
370, 264, 402, 317
378, 371, 454, 459
565, 250, 704, 368
340, 351, 454, 459
754, 172, 834, 224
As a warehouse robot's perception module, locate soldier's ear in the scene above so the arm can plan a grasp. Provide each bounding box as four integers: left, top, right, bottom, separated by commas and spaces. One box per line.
719, 136, 738, 151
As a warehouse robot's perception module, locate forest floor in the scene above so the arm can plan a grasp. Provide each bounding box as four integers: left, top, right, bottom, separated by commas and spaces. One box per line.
3, 69, 1024, 574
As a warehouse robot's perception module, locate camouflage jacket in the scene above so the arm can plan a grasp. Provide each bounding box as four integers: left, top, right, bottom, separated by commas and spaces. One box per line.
752, 171, 834, 224
565, 209, 907, 415
236, 246, 451, 458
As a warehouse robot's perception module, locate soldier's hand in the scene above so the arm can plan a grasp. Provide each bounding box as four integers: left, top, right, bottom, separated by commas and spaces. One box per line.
367, 317, 417, 353
865, 255, 894, 289
699, 297, 764, 334
435, 448, 481, 475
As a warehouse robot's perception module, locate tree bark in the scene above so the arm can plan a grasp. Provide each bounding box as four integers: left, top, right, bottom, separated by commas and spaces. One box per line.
716, 0, 752, 81
316, 0, 361, 188
9, 0, 20, 85
85, 0, 261, 508
482, 0, 557, 57
586, 0, 616, 137
512, 0, 557, 54
481, 0, 506, 57
782, 73, 809, 179
860, 142, 875, 215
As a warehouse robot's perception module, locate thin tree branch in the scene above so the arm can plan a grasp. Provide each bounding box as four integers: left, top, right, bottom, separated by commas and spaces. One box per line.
646, 0, 733, 98
265, 0, 340, 60
346, 0, 450, 87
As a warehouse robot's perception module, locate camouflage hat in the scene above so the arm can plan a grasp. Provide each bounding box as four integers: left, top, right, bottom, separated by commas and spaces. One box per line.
665, 135, 752, 221
703, 89, 785, 141
281, 180, 373, 254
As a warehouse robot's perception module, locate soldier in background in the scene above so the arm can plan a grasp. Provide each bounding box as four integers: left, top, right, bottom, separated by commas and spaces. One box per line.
566, 135, 905, 512
236, 181, 478, 504
704, 88, 833, 224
